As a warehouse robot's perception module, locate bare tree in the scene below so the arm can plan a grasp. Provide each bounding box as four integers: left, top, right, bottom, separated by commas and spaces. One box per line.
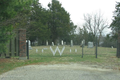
83, 12, 108, 45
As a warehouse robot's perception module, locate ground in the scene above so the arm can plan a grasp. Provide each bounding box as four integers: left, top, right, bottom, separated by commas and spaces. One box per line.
0, 46, 120, 80
0, 63, 120, 80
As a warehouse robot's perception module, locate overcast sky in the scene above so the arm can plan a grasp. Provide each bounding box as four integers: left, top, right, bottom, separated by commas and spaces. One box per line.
39, 0, 120, 34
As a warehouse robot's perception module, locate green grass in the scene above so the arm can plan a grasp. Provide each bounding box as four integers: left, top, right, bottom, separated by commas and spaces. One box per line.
0, 45, 119, 74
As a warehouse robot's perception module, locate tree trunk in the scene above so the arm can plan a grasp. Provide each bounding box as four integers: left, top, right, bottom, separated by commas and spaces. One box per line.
117, 30, 120, 58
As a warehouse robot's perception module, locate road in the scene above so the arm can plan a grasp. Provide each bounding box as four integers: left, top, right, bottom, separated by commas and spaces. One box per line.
0, 63, 120, 80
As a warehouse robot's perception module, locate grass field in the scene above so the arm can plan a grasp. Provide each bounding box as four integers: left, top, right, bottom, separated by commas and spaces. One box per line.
0, 45, 120, 74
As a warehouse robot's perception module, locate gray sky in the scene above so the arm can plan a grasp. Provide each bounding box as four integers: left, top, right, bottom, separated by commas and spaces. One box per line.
39, 0, 120, 34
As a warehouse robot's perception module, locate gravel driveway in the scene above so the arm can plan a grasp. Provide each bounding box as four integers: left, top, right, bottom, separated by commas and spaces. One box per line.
0, 63, 120, 80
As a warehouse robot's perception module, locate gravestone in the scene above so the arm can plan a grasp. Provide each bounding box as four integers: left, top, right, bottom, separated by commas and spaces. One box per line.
80, 39, 85, 47
42, 49, 44, 53
83, 39, 85, 45
36, 49, 38, 53
52, 42, 54, 46
64, 42, 66, 45
46, 40, 48, 46
33, 40, 38, 46
70, 40, 73, 47
87, 42, 93, 48
70, 49, 71, 53
75, 49, 77, 52
28, 40, 32, 50
61, 40, 63, 46
111, 46, 113, 48
26, 40, 32, 50
81, 39, 85, 46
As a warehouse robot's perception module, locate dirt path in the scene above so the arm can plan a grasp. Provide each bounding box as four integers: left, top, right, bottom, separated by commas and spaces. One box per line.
0, 63, 120, 80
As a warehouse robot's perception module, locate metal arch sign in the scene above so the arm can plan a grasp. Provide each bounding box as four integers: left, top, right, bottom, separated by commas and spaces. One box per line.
50, 46, 65, 56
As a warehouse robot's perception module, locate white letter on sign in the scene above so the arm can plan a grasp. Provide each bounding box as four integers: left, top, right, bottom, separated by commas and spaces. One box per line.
50, 46, 65, 56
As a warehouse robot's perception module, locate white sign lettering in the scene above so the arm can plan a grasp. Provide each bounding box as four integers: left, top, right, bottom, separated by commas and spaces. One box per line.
50, 46, 65, 56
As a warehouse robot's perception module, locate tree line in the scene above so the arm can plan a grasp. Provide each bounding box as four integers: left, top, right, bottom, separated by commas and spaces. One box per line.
0, 0, 77, 53
0, 0, 37, 53
0, 0, 120, 53
27, 0, 77, 45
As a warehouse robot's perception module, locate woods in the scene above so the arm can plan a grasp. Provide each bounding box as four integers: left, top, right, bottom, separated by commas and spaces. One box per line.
0, 0, 119, 53
0, 0, 77, 53
0, 0, 36, 53
27, 0, 77, 45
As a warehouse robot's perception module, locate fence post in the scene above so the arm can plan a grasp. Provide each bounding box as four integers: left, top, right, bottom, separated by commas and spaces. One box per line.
82, 45, 83, 58
26, 40, 29, 59
95, 37, 97, 58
